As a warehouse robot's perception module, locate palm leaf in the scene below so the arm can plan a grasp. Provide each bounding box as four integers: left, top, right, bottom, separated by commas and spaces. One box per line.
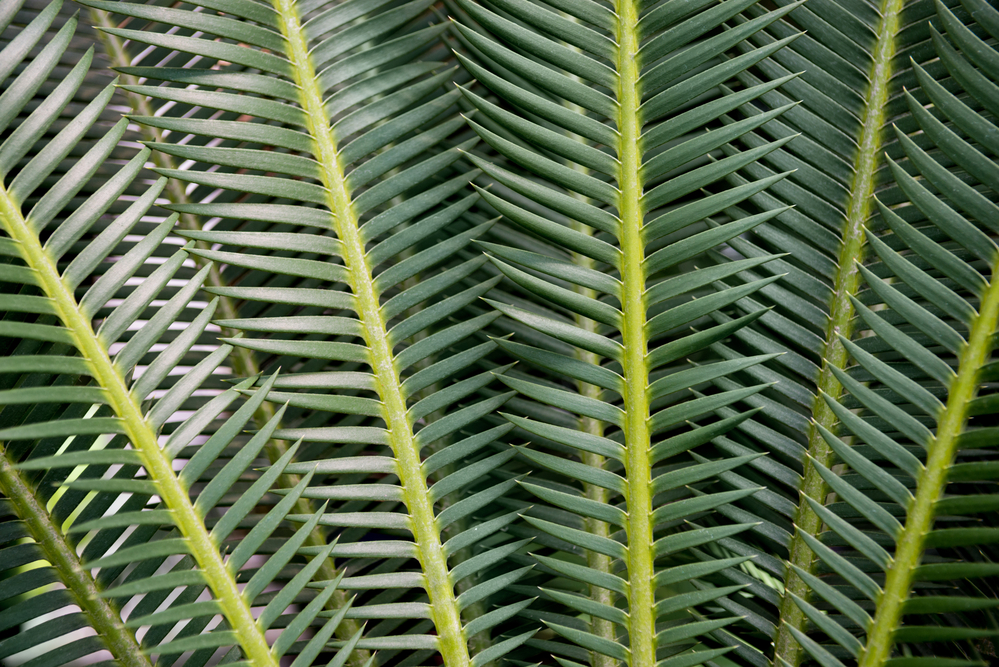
83, 0, 533, 664
0, 9, 356, 666
5, 0, 999, 665
661, 0, 988, 661
77, 4, 372, 656
449, 0, 804, 664
782, 1, 999, 664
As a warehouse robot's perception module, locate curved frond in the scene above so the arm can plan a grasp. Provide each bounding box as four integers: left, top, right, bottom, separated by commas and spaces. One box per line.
81, 4, 372, 656
6, 0, 999, 665
656, 0, 989, 660
784, 2, 999, 664
0, 12, 350, 666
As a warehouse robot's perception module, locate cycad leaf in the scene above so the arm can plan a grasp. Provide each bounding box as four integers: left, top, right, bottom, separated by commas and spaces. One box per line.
84, 0, 534, 663
0, 12, 348, 666
453, 0, 798, 662
779, 2, 999, 664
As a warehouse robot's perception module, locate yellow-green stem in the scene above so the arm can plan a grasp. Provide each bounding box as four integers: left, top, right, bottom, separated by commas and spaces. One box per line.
89, 13, 367, 658
271, 3, 469, 665
0, 182, 277, 667
614, 2, 655, 665
775, 0, 904, 661
0, 447, 151, 667
860, 258, 999, 665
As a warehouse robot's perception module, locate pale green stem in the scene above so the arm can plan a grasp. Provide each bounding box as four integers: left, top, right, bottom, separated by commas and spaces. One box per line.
88, 14, 368, 657
775, 0, 904, 661
271, 3, 469, 665
0, 182, 277, 667
562, 45, 617, 662
570, 219, 615, 667
859, 259, 999, 664
614, 2, 655, 665
0, 446, 151, 667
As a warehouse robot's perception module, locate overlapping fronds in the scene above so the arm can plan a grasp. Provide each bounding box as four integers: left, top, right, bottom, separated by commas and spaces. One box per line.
448, 0, 806, 664
1, 0, 137, 181
5, 0, 999, 665
84, 0, 535, 664
782, 1, 999, 664
0, 10, 361, 667
665, 0, 987, 660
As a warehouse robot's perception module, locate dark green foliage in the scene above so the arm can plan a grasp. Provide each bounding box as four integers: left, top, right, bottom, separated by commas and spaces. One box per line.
0, 0, 996, 666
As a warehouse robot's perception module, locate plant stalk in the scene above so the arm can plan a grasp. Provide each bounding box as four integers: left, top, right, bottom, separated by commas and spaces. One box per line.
88, 9, 262, 382
571, 233, 615, 666
579, 413, 616, 667
859, 259, 999, 665
0, 181, 277, 667
410, 318, 491, 659
88, 13, 368, 661
0, 447, 151, 667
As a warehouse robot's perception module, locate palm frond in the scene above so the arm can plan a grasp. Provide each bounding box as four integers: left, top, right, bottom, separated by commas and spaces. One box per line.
5, 0, 999, 665
83, 0, 534, 664
0, 9, 357, 666
663, 0, 986, 660
449, 0, 804, 664
78, 4, 372, 656
784, 1, 999, 664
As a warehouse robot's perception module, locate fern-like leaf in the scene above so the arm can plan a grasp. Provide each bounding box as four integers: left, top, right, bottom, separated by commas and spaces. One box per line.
664, 0, 986, 660
450, 0, 803, 664
85, 0, 533, 664
0, 9, 354, 666
787, 2, 999, 664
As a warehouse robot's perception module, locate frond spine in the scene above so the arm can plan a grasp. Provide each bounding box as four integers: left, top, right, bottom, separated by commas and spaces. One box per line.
0, 182, 277, 667
777, 0, 906, 660
858, 256, 999, 665
615, 3, 655, 665
271, 3, 469, 665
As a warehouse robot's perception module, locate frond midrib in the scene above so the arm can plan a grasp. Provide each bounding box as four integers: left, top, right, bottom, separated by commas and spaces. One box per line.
615, 3, 656, 666
776, 0, 906, 660
858, 256, 999, 666
271, 2, 468, 664
0, 181, 277, 667
87, 11, 367, 659
0, 447, 150, 667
